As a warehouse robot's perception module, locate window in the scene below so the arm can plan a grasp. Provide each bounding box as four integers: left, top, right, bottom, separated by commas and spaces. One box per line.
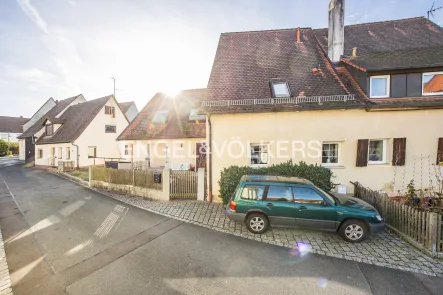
105, 125, 116, 133
105, 106, 115, 115
0, 134, 6, 140
266, 186, 293, 202
88, 146, 97, 158
293, 187, 325, 205
422, 72, 443, 96
37, 149, 43, 159
368, 139, 387, 164
58, 147, 62, 159
125, 144, 133, 156
152, 110, 169, 124
322, 142, 340, 165
250, 143, 269, 167
240, 185, 266, 200
189, 108, 205, 121
46, 124, 53, 136
66, 147, 70, 160
271, 82, 290, 97
370, 75, 390, 98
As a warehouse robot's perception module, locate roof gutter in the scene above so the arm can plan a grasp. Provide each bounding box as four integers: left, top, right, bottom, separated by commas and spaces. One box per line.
207, 114, 213, 203
71, 141, 80, 169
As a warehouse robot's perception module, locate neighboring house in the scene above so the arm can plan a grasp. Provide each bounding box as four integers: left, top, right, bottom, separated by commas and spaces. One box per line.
0, 116, 29, 144
18, 94, 86, 163
117, 89, 207, 170
118, 101, 139, 122
18, 97, 57, 160
202, 0, 443, 200
35, 95, 129, 168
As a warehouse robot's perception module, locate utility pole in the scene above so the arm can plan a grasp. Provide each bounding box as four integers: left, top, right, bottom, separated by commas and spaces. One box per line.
111, 77, 116, 98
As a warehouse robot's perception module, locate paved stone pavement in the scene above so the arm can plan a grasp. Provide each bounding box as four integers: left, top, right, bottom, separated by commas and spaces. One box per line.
0, 227, 13, 295
88, 186, 443, 278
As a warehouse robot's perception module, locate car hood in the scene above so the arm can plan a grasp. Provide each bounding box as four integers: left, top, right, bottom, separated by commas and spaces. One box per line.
334, 195, 377, 212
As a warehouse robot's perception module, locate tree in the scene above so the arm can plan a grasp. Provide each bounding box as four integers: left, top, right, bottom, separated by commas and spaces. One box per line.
8, 142, 19, 155
0, 139, 8, 157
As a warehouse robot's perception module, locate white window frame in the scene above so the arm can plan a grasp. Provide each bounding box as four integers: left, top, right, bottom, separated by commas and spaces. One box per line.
124, 144, 133, 156
249, 143, 270, 168
37, 149, 43, 159
88, 146, 97, 159
368, 139, 387, 165
271, 82, 290, 98
422, 71, 443, 96
66, 147, 70, 160
321, 142, 341, 167
369, 75, 390, 98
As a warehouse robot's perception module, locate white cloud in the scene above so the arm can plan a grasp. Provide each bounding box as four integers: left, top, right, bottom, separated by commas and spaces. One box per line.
15, 0, 49, 34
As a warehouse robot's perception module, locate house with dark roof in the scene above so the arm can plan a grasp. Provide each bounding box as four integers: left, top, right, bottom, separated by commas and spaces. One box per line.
0, 116, 29, 144
202, 0, 443, 201
34, 95, 129, 168
118, 101, 139, 122
17, 94, 86, 163
117, 89, 207, 170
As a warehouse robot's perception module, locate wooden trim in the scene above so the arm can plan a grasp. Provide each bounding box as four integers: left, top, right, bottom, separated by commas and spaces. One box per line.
437, 138, 443, 164
392, 138, 406, 166
356, 139, 369, 167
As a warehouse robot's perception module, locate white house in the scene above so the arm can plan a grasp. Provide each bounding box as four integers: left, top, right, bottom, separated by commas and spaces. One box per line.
118, 101, 139, 122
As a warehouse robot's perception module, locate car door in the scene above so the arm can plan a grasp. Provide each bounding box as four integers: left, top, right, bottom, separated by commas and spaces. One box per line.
262, 185, 295, 226
292, 186, 338, 230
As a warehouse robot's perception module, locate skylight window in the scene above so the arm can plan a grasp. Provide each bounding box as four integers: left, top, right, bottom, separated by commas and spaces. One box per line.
271, 82, 290, 97
189, 108, 205, 121
152, 110, 169, 124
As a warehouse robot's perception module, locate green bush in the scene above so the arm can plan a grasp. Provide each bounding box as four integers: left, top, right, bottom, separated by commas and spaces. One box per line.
0, 139, 8, 157
218, 160, 334, 204
8, 142, 19, 155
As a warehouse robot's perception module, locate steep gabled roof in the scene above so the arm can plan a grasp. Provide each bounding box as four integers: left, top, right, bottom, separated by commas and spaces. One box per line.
18, 94, 83, 138
0, 116, 29, 133
118, 102, 134, 113
207, 28, 350, 101
314, 17, 443, 71
118, 89, 206, 140
37, 95, 112, 144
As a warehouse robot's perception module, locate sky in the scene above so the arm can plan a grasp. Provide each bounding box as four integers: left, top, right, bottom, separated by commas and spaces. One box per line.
0, 0, 442, 118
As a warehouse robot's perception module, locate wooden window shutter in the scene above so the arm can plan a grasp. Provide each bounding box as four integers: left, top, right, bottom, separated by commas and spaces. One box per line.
392, 138, 406, 166
437, 138, 443, 165
356, 139, 369, 167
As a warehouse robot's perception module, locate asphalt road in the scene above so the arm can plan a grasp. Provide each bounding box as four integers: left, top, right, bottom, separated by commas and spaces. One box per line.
0, 156, 23, 168
0, 164, 442, 295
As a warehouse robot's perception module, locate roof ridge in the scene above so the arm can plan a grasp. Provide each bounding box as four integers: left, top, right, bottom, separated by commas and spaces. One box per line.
221, 27, 312, 35
312, 17, 430, 32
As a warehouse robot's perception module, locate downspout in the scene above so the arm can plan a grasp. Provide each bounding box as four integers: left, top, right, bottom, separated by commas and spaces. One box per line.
72, 141, 79, 168
207, 114, 213, 203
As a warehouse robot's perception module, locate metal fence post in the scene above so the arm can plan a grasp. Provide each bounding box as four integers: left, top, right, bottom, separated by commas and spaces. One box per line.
197, 168, 205, 201
89, 165, 92, 187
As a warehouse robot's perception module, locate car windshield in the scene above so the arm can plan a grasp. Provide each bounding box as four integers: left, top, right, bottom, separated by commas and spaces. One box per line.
315, 186, 337, 205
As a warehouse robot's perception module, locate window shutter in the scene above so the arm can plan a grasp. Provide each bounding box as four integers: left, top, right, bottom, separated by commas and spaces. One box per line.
356, 139, 369, 167
437, 138, 443, 165
392, 138, 406, 166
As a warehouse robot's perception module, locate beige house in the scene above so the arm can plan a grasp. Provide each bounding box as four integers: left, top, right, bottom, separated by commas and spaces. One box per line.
118, 89, 207, 170
202, 3, 443, 201
35, 95, 129, 168
118, 101, 139, 122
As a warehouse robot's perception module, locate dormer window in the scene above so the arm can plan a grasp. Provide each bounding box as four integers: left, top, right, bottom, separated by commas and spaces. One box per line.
423, 72, 443, 96
270, 81, 290, 97
370, 75, 390, 98
152, 110, 169, 124
45, 124, 53, 136
189, 108, 205, 121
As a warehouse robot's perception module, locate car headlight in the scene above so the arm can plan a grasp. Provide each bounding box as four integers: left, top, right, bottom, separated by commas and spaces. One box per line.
375, 214, 382, 221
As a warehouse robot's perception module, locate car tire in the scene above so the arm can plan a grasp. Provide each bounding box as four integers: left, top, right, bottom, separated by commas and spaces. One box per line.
339, 219, 368, 243
245, 213, 269, 234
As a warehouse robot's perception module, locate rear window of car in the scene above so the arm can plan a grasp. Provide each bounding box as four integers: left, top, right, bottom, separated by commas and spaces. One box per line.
240, 185, 265, 200
266, 185, 293, 202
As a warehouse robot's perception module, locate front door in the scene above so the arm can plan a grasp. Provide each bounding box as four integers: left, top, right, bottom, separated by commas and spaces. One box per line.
292, 186, 338, 230
262, 185, 295, 226
50, 147, 55, 166
25, 137, 35, 163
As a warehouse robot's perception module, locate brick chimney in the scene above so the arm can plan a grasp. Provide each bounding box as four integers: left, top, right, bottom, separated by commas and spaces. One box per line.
328, 0, 345, 63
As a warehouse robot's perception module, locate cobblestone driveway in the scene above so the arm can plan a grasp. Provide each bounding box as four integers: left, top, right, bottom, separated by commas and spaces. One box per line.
93, 188, 443, 277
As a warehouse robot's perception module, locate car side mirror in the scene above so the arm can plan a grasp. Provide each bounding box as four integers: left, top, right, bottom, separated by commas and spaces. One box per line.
322, 201, 330, 207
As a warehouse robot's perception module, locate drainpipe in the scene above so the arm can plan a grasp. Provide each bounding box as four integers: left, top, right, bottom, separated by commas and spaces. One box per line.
207, 114, 213, 203
72, 141, 79, 168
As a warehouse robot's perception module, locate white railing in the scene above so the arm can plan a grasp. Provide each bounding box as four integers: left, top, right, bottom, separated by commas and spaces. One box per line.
201, 95, 355, 108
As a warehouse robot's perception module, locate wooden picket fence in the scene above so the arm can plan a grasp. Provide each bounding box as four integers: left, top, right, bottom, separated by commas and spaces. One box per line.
170, 170, 198, 200
91, 166, 162, 190
352, 182, 443, 253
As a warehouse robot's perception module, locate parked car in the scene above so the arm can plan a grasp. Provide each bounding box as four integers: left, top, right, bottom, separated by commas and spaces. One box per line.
225, 175, 385, 243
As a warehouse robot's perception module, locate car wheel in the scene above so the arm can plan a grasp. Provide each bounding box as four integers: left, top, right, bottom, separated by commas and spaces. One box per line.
245, 213, 269, 234
339, 219, 368, 243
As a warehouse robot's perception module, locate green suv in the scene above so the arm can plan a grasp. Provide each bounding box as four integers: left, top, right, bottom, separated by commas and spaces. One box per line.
225, 175, 385, 243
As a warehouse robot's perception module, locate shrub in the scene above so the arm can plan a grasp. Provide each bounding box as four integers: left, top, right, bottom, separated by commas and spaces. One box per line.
8, 142, 19, 155
0, 139, 8, 157
218, 160, 334, 204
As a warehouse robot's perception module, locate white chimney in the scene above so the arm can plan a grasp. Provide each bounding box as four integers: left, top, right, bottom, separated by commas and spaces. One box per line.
328, 0, 345, 63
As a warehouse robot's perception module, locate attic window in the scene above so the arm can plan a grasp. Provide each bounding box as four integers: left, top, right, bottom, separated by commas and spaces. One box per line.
423, 72, 443, 96
152, 110, 169, 124
271, 82, 290, 97
189, 109, 205, 121
45, 124, 53, 136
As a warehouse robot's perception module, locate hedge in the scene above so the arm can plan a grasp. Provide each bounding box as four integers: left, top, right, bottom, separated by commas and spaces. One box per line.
218, 160, 334, 204
0, 140, 8, 157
